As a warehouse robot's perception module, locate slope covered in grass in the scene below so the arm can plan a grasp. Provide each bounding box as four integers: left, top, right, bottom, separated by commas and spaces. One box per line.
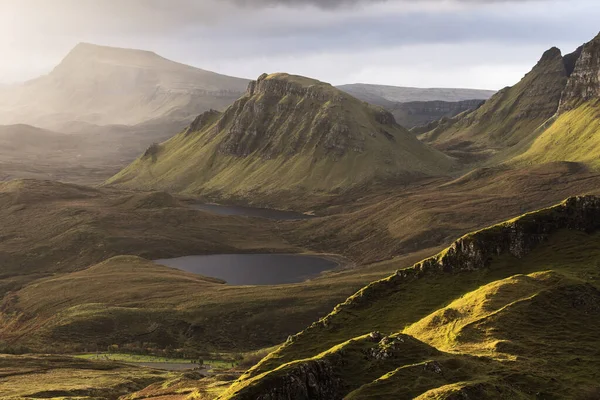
512, 100, 600, 168
107, 73, 453, 202
220, 196, 600, 399
0, 354, 170, 399
419, 47, 572, 163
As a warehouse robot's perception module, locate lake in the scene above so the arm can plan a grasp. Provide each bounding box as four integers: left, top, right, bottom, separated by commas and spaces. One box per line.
155, 254, 338, 285
191, 203, 315, 220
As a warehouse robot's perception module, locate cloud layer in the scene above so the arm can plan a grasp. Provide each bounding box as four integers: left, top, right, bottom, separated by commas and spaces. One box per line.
0, 0, 598, 88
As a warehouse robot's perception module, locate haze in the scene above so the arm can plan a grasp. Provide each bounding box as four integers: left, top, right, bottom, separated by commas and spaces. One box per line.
1, 0, 598, 89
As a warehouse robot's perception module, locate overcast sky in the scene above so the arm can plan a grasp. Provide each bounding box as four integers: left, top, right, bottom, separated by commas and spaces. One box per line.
0, 0, 598, 89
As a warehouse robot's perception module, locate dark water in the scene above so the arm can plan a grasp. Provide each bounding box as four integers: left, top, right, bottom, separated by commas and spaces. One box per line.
155, 254, 338, 285
191, 203, 314, 220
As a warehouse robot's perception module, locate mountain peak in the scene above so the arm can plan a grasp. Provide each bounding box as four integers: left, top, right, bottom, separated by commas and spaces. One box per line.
539, 46, 563, 63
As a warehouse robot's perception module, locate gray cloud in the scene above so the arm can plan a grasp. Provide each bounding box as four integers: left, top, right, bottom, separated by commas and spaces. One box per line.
0, 0, 597, 89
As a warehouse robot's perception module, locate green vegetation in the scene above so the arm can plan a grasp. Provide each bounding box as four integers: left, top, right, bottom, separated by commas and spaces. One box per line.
223, 197, 600, 398
107, 73, 453, 202
513, 100, 600, 168
420, 47, 568, 163
0, 354, 171, 399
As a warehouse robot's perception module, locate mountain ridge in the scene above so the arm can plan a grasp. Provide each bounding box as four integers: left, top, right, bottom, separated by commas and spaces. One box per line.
107, 72, 454, 201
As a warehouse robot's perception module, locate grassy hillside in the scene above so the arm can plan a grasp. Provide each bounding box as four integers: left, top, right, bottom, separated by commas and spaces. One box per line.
221, 196, 600, 399
0, 354, 170, 399
107, 73, 453, 202
513, 100, 600, 168
419, 47, 569, 163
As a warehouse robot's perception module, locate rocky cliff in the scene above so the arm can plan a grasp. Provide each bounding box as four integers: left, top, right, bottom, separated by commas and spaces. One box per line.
559, 33, 600, 113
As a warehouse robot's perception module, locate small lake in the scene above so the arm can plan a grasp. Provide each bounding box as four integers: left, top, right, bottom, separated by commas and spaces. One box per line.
191, 203, 315, 220
155, 254, 338, 285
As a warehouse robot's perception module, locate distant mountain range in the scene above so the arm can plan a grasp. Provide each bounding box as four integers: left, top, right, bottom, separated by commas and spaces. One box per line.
0, 43, 492, 184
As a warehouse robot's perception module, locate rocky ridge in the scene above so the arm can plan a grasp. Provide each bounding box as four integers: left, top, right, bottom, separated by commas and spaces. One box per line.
559, 32, 600, 112
229, 196, 600, 399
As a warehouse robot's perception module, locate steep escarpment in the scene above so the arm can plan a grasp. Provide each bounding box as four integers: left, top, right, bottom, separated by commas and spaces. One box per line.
511, 33, 600, 168
558, 33, 600, 112
228, 196, 600, 399
107, 73, 453, 202
420, 47, 569, 162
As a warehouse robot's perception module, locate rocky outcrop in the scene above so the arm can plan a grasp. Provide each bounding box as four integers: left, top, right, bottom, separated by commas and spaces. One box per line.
186, 109, 221, 134
228, 360, 343, 400
315, 195, 600, 319
419, 46, 569, 155
214, 73, 400, 159
559, 33, 600, 113
224, 333, 439, 400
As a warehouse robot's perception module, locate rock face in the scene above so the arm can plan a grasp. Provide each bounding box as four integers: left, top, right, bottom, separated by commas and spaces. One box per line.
230, 360, 344, 400
559, 33, 600, 113
217, 73, 395, 159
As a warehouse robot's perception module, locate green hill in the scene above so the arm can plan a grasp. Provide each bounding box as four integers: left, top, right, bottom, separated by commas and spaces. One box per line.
220, 196, 600, 399
107, 73, 453, 202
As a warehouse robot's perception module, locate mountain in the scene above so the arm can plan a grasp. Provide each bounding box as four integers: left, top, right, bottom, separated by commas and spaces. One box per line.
107, 73, 454, 201
419, 47, 572, 162
0, 43, 249, 129
513, 33, 600, 167
337, 83, 495, 103
221, 196, 600, 399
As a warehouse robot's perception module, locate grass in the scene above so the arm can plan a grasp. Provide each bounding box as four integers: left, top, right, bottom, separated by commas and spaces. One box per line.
107, 73, 453, 201
512, 100, 600, 169
0, 353, 171, 399
232, 199, 600, 398
419, 47, 568, 163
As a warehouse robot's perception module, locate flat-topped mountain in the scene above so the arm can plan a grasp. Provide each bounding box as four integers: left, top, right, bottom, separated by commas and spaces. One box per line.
0, 43, 249, 128
107, 73, 454, 200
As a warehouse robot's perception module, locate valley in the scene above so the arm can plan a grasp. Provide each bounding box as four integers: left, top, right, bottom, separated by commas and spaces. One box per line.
0, 9, 599, 400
